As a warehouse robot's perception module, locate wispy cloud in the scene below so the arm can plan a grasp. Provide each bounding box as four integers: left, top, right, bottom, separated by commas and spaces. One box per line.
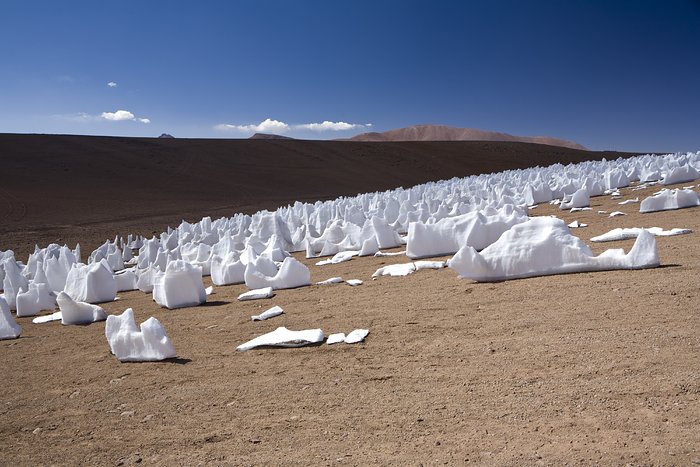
215, 118, 371, 134
215, 118, 291, 134
294, 121, 371, 132
54, 110, 150, 124
107, 81, 118, 88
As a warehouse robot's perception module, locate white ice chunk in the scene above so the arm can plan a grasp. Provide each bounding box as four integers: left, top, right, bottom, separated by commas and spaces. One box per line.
210, 252, 246, 285
618, 198, 639, 205
609, 211, 626, 217
326, 333, 346, 345
32, 311, 62, 324
567, 220, 588, 228
16, 282, 56, 317
372, 263, 416, 277
114, 268, 137, 292
152, 260, 206, 309
315, 250, 359, 266
105, 308, 176, 362
372, 260, 445, 277
236, 326, 324, 351
373, 250, 406, 257
591, 227, 692, 242
448, 217, 659, 282
640, 188, 700, 213
569, 207, 592, 212
345, 329, 369, 344
251, 305, 284, 321
415, 260, 446, 270
245, 256, 311, 290
316, 277, 344, 285
560, 188, 590, 210
0, 297, 21, 340
64, 260, 117, 304
238, 286, 274, 301
345, 279, 363, 286
661, 164, 700, 186
57, 291, 107, 325
205, 286, 214, 295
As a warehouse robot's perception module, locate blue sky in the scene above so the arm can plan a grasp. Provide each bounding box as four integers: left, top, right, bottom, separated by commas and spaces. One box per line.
1, 0, 699, 151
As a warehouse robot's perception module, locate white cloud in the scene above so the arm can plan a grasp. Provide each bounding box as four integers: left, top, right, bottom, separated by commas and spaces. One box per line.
101, 110, 135, 121
100, 110, 150, 123
215, 118, 291, 133
52, 112, 96, 122
294, 121, 369, 132
107, 81, 118, 87
215, 118, 371, 134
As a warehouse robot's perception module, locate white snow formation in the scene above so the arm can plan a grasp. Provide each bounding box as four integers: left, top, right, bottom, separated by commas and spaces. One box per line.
326, 333, 346, 344
344, 329, 370, 344
590, 227, 692, 242
372, 261, 446, 277
609, 211, 626, 217
2, 151, 698, 310
0, 297, 21, 340
640, 188, 700, 213
56, 291, 107, 325
152, 260, 206, 309
567, 220, 587, 228
251, 305, 284, 321
448, 217, 660, 282
64, 260, 117, 304
236, 326, 325, 351
559, 188, 590, 210
345, 279, 363, 286
237, 287, 274, 301
316, 277, 344, 285
105, 308, 176, 362
16, 282, 56, 317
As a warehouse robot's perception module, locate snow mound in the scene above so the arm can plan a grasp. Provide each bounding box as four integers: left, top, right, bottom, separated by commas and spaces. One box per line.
591, 227, 692, 242
245, 256, 310, 290
236, 326, 324, 351
448, 217, 659, 282
16, 282, 56, 317
326, 333, 346, 344
640, 189, 700, 213
105, 308, 176, 362
345, 279, 363, 286
64, 260, 117, 303
152, 260, 206, 309
559, 188, 590, 210
0, 297, 21, 340
315, 250, 359, 265
210, 252, 245, 285
57, 291, 107, 325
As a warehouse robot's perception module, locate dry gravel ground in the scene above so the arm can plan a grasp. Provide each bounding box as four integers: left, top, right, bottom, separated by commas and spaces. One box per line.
2, 182, 699, 466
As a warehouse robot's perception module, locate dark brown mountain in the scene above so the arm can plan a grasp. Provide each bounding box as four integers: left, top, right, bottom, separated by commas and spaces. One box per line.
249, 133, 295, 140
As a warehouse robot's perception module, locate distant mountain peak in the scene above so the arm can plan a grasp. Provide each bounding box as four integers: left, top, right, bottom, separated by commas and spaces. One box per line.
347, 124, 586, 150
158, 133, 174, 138
249, 133, 295, 140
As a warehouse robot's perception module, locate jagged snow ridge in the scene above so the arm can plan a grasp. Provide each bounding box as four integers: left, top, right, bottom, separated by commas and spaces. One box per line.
2, 151, 698, 303
448, 217, 660, 282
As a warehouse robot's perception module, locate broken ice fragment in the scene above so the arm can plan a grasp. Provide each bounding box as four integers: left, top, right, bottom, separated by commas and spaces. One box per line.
251, 305, 284, 321
236, 327, 324, 351
238, 287, 274, 301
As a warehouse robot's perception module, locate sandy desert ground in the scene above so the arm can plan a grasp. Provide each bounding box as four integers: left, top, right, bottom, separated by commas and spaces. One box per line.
1, 138, 698, 466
